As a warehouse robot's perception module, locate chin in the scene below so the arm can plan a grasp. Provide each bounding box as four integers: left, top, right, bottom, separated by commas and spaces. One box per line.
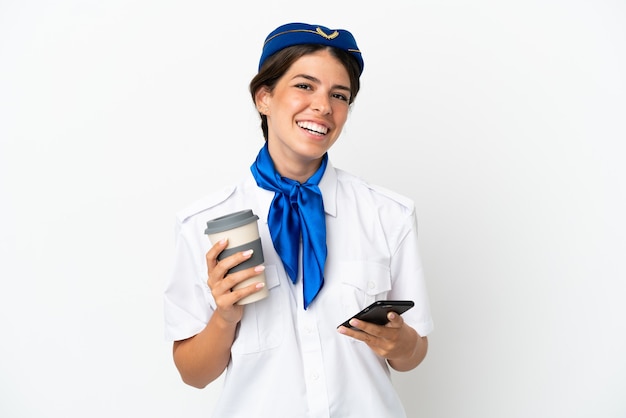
300, 138, 336, 155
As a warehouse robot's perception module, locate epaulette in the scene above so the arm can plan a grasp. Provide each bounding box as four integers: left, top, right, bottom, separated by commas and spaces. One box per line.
368, 183, 415, 212
176, 184, 237, 223
335, 167, 416, 212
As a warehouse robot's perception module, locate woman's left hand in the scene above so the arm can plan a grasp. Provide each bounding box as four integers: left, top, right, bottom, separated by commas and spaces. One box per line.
337, 312, 427, 371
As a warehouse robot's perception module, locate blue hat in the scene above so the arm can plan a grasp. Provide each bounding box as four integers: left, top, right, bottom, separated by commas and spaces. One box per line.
258, 22, 364, 75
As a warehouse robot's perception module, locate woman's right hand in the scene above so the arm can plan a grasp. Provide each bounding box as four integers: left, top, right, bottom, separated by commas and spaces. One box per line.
205, 238, 266, 324
174, 238, 265, 389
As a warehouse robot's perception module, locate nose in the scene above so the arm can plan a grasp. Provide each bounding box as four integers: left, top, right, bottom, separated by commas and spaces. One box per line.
311, 92, 332, 115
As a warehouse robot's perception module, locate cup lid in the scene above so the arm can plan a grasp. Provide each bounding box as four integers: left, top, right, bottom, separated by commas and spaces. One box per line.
204, 209, 259, 235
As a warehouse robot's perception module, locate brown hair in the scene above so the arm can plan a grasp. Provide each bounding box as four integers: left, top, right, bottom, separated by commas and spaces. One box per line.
249, 44, 362, 141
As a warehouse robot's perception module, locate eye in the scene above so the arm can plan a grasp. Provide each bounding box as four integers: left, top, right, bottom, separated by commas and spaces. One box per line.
332, 92, 349, 102
295, 83, 312, 90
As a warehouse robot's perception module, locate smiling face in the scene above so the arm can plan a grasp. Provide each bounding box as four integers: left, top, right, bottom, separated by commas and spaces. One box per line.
255, 49, 352, 183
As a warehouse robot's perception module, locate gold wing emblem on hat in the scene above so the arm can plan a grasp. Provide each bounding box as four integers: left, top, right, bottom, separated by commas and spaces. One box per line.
316, 27, 339, 40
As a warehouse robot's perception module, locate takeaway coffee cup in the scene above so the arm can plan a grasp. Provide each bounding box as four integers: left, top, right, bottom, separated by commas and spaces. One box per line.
204, 209, 268, 305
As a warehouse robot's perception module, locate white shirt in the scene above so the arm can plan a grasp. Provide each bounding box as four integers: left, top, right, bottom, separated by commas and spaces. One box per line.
164, 161, 434, 418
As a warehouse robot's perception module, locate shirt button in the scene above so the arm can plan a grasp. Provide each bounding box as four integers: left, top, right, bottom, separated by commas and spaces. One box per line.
311, 372, 319, 381
367, 281, 376, 290
304, 325, 313, 334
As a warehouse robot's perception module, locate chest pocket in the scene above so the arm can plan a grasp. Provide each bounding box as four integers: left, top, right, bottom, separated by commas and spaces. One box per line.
230, 264, 284, 354
336, 261, 392, 322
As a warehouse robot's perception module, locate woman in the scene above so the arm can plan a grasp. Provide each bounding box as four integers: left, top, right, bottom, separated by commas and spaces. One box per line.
164, 22, 434, 417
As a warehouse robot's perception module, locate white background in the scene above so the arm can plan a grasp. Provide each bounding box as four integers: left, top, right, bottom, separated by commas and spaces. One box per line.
1, 1, 625, 417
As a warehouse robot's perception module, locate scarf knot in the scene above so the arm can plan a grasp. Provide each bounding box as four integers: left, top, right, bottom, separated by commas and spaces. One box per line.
288, 183, 300, 208
250, 144, 327, 309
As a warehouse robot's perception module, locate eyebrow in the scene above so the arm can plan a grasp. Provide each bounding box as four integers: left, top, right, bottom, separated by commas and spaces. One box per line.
293, 74, 351, 92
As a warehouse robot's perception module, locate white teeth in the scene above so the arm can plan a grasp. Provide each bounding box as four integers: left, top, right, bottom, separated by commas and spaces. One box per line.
297, 121, 328, 135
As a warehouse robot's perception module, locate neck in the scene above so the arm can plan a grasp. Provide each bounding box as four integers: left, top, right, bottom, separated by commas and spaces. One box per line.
266, 143, 324, 184
276, 161, 322, 184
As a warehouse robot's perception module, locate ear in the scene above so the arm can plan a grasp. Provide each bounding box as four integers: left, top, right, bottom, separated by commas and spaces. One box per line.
255, 86, 271, 115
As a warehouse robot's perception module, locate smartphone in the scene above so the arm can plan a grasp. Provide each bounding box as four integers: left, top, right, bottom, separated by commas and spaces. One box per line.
338, 300, 414, 329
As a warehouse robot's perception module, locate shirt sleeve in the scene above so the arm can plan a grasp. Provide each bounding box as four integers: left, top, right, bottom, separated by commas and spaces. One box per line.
387, 209, 434, 337
163, 216, 215, 342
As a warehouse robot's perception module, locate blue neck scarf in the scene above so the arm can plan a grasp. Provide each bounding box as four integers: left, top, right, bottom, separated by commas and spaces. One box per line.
250, 143, 327, 309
